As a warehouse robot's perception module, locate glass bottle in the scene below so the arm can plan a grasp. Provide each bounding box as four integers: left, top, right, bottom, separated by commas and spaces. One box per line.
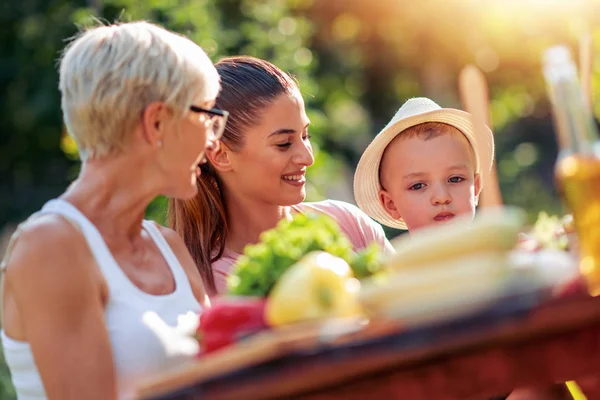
543, 45, 600, 296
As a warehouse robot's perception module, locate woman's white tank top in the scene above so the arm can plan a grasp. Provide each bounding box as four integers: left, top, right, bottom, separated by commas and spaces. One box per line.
1, 199, 202, 399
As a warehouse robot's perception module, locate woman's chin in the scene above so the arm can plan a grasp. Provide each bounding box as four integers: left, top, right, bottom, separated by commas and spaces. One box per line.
279, 190, 306, 206
166, 178, 199, 201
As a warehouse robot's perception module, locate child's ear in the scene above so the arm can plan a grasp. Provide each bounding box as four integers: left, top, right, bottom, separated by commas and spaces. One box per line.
379, 189, 402, 220
207, 142, 233, 172
474, 173, 482, 205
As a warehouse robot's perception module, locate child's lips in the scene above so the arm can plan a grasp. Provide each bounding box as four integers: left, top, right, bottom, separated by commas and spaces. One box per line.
434, 212, 455, 221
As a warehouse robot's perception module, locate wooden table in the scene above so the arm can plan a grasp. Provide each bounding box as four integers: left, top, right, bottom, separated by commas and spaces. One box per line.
138, 288, 600, 400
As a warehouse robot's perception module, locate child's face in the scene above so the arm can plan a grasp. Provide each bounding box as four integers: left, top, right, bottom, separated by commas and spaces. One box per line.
378, 129, 481, 231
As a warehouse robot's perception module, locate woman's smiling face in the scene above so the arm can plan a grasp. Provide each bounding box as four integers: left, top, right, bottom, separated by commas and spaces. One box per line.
222, 90, 314, 206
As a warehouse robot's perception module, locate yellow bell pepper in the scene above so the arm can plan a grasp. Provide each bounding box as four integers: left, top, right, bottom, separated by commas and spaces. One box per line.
265, 251, 363, 326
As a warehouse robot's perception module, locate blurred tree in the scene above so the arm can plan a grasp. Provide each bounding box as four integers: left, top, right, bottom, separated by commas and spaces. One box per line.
7, 0, 599, 231
0, 0, 88, 229
305, 0, 600, 232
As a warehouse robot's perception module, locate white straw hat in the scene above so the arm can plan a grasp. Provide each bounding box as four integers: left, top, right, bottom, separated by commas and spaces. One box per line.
353, 97, 494, 230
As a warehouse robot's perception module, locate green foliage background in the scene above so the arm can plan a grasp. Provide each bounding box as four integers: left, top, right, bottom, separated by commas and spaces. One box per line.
2, 0, 600, 396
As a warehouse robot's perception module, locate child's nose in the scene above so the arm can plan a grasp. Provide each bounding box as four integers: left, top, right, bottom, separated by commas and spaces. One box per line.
431, 186, 452, 205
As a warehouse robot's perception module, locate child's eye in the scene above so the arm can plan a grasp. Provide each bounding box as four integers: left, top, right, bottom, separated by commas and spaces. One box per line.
409, 183, 425, 191
448, 176, 465, 183
303, 134, 312, 141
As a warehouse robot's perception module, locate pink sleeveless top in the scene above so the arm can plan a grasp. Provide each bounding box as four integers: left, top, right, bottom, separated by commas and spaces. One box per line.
211, 200, 394, 296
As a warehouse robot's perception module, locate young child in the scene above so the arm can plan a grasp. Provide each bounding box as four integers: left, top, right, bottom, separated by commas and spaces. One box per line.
354, 97, 494, 232
354, 97, 578, 400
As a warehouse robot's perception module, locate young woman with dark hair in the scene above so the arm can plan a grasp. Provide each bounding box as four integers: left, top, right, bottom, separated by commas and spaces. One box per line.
168, 56, 393, 296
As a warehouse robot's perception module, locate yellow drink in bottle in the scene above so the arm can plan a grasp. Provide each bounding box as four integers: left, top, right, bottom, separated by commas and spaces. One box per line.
544, 45, 600, 297
556, 155, 600, 295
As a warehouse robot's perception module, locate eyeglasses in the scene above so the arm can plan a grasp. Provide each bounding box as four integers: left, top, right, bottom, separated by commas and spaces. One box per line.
189, 105, 229, 140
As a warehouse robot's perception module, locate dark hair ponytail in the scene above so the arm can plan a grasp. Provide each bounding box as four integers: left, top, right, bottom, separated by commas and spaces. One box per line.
168, 56, 298, 295
168, 164, 226, 296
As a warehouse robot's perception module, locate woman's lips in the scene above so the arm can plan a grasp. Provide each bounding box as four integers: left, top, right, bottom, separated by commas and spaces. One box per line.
281, 172, 306, 187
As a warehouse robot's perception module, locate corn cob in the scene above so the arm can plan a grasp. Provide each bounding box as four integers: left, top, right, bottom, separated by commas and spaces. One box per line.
385, 207, 526, 271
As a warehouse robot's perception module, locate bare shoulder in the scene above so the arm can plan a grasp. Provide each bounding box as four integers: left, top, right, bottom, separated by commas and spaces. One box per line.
154, 223, 184, 248
4, 213, 94, 279
2, 213, 104, 337
153, 222, 210, 307
3, 214, 117, 398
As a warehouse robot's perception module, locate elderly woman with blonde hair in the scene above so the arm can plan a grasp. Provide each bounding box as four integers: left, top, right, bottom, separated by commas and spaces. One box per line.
0, 21, 227, 399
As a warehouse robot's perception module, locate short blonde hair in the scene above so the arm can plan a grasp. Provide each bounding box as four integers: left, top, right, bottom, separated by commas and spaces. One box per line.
399, 121, 464, 141
59, 21, 220, 160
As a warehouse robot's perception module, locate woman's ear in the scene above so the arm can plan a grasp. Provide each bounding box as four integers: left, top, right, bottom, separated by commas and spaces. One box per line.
207, 142, 233, 172
379, 189, 402, 220
141, 102, 171, 148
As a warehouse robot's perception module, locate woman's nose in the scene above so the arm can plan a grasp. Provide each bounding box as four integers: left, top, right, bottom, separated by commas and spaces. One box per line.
294, 140, 314, 167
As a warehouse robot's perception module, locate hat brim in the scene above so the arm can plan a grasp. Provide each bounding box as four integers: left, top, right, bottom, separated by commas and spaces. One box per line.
353, 108, 494, 230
